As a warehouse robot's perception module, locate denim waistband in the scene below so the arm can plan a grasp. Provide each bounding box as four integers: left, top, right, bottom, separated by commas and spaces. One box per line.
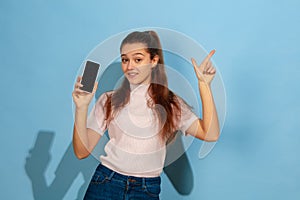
96, 163, 161, 184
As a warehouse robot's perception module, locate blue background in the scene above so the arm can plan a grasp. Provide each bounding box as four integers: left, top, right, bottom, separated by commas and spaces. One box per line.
1, 0, 300, 199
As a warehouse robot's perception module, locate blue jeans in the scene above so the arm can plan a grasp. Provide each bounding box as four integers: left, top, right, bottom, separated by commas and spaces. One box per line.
84, 163, 161, 200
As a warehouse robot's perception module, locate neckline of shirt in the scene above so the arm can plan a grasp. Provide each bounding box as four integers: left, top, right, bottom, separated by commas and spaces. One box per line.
130, 83, 150, 96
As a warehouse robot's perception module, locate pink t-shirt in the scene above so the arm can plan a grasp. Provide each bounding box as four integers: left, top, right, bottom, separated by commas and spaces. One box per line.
87, 84, 198, 177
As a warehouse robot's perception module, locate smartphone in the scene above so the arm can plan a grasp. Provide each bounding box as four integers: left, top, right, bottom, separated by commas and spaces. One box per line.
80, 60, 100, 93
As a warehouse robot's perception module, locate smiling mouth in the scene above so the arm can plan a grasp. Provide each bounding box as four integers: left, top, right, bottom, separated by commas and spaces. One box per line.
127, 72, 138, 78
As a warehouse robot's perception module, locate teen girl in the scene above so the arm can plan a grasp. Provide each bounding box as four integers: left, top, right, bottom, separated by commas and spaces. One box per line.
72, 30, 220, 200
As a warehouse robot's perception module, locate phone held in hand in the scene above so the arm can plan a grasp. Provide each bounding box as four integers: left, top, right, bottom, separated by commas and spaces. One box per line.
80, 60, 100, 93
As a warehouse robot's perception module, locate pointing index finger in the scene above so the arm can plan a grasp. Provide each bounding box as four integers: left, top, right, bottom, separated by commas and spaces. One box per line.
203, 49, 216, 65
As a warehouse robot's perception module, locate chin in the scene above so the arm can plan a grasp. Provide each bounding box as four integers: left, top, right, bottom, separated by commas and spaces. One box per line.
126, 78, 140, 85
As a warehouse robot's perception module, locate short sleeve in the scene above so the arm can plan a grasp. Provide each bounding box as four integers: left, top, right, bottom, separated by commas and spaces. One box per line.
177, 97, 198, 135
86, 92, 109, 136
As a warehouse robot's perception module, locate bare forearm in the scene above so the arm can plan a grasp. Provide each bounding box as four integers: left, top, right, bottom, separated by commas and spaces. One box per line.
73, 106, 90, 158
199, 81, 220, 141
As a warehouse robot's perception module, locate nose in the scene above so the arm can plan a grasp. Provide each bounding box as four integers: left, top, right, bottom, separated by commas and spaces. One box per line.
127, 60, 135, 70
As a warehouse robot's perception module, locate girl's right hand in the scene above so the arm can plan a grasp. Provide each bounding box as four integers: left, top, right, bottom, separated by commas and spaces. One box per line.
72, 76, 98, 109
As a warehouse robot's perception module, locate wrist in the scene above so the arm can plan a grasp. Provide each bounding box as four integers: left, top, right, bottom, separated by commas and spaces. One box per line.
198, 80, 211, 87
76, 105, 89, 112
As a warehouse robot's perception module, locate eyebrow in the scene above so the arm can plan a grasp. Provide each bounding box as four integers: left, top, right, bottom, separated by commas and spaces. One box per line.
121, 52, 145, 57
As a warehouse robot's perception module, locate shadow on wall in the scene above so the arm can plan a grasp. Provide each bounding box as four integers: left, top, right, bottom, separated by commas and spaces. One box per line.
24, 62, 194, 199
164, 132, 194, 195
25, 130, 98, 200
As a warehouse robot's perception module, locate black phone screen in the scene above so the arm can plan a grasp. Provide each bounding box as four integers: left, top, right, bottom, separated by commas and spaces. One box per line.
80, 60, 100, 93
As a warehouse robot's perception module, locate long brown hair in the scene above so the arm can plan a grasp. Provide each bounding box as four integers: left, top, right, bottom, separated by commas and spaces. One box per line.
104, 31, 181, 143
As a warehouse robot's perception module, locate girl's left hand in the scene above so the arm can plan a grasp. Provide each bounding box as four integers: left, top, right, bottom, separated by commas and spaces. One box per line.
191, 50, 216, 85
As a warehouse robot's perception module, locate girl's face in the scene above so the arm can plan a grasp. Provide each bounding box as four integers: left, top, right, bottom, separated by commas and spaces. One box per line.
121, 42, 158, 85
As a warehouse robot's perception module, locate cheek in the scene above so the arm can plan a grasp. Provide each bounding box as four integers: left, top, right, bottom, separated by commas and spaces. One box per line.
121, 64, 127, 72
140, 65, 152, 75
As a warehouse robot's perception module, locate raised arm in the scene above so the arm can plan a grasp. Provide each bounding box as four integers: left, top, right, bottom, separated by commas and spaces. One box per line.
185, 50, 220, 142
72, 76, 101, 159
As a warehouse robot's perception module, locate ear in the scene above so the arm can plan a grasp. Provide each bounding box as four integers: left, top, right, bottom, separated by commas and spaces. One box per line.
151, 55, 159, 68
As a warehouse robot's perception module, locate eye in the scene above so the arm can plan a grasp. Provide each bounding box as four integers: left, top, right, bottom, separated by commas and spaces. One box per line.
135, 58, 142, 63
122, 58, 128, 64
